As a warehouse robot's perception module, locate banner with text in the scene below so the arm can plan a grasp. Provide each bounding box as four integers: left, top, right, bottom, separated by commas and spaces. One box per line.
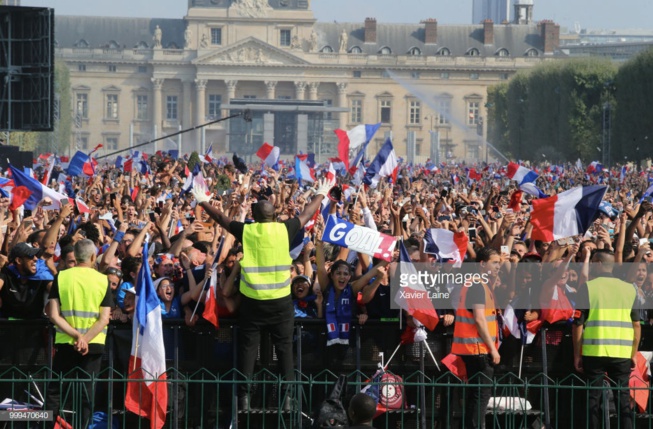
323, 215, 397, 262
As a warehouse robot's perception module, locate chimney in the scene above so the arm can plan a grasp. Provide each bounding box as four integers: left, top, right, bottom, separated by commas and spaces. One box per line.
423, 19, 438, 45
364, 18, 377, 44
539, 20, 560, 54
483, 19, 494, 45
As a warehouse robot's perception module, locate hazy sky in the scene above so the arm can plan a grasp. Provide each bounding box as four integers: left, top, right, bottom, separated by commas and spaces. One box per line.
20, 0, 653, 31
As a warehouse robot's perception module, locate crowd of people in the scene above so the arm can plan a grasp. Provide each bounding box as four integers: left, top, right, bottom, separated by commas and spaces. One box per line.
0, 150, 651, 428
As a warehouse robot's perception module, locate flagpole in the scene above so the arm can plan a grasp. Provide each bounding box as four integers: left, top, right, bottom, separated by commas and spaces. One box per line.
190, 280, 207, 321
133, 323, 140, 372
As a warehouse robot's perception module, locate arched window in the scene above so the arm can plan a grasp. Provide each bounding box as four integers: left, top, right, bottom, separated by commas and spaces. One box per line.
408, 47, 421, 56
379, 46, 392, 55
321, 45, 334, 53
166, 42, 180, 49
437, 47, 451, 56
466, 48, 481, 56
349, 46, 363, 54
108, 40, 120, 49
496, 48, 509, 57
75, 39, 89, 48
134, 41, 149, 49
525, 48, 539, 57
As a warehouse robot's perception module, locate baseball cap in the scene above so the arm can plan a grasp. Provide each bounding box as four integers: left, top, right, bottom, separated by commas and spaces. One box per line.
292, 274, 312, 286
124, 286, 136, 294
9, 243, 40, 261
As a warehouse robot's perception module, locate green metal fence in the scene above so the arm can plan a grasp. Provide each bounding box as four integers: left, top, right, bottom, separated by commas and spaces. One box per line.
1, 319, 653, 428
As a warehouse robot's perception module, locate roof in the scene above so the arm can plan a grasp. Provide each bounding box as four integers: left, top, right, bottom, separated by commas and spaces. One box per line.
54, 15, 545, 57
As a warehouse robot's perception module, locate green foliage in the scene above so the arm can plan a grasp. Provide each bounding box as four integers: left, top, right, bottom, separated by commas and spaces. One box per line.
613, 48, 653, 164
37, 62, 73, 155
215, 174, 231, 193
487, 58, 617, 163
187, 151, 201, 172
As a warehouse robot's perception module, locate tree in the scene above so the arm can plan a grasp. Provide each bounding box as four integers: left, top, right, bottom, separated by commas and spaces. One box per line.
187, 151, 201, 172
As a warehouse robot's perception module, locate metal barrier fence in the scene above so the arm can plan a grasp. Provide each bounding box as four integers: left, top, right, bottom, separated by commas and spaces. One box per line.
1, 319, 653, 428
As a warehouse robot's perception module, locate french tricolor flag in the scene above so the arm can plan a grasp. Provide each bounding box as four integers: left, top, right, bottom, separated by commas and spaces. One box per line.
506, 162, 538, 186
423, 228, 468, 267
202, 261, 220, 329
394, 240, 439, 331
295, 154, 315, 183
67, 151, 97, 177
125, 242, 168, 429
363, 138, 398, 188
203, 143, 214, 164
335, 123, 381, 172
255, 142, 280, 168
9, 165, 69, 211
530, 185, 607, 242
326, 162, 337, 182
586, 161, 603, 174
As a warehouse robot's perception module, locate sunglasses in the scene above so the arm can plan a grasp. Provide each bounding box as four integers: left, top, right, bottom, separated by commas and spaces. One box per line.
105, 268, 123, 278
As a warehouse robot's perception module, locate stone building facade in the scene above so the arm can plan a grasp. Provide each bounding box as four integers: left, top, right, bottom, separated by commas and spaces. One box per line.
54, 0, 560, 163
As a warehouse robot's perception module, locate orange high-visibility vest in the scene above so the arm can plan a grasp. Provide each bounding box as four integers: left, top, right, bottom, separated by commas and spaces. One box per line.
452, 282, 499, 355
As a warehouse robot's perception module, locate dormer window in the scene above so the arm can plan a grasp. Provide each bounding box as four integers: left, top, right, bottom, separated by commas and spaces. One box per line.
321, 46, 334, 53
349, 46, 363, 54
408, 47, 422, 56
437, 47, 451, 56
379, 46, 392, 55
466, 48, 481, 56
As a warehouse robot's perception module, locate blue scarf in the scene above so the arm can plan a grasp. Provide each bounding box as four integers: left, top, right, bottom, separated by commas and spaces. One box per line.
325, 285, 352, 346
293, 294, 318, 318
7, 259, 54, 281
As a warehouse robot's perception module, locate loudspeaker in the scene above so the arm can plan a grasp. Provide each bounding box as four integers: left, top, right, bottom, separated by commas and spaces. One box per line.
18, 151, 35, 171
0, 146, 20, 170
0, 6, 55, 131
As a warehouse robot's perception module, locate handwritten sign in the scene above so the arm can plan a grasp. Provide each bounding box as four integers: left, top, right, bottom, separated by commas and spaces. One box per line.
323, 215, 396, 262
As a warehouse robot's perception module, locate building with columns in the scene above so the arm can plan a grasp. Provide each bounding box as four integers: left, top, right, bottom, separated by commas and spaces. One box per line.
54, 0, 560, 163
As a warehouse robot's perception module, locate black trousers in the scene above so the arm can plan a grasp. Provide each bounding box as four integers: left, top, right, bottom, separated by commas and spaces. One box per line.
46, 344, 103, 428
583, 356, 633, 429
237, 295, 295, 398
461, 354, 494, 429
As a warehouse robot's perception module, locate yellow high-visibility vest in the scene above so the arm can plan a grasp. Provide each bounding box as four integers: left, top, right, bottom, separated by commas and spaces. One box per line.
239, 222, 292, 300
55, 267, 108, 346
583, 276, 636, 359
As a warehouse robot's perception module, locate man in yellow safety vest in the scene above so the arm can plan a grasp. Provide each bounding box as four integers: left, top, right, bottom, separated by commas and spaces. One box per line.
572, 249, 640, 429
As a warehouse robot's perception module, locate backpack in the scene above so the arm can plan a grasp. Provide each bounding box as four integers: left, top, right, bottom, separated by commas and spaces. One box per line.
312, 374, 348, 429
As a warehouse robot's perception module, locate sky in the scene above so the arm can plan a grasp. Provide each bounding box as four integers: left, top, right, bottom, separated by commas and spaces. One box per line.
18, 0, 653, 31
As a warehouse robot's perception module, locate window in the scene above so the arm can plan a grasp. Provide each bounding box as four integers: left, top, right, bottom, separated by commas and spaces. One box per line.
409, 101, 421, 125
351, 99, 362, 123
108, 65, 117, 72
467, 101, 480, 126
525, 49, 539, 57
76, 93, 88, 119
321, 46, 334, 53
408, 47, 421, 56
381, 70, 390, 78
106, 94, 119, 119
280, 29, 291, 47
136, 95, 148, 120
166, 95, 178, 120
380, 100, 391, 124
411, 71, 421, 79
211, 28, 222, 45
78, 64, 86, 72
324, 99, 333, 120
208, 94, 222, 119
138, 65, 147, 73
415, 141, 422, 156
105, 137, 118, 151
78, 136, 88, 150
379, 46, 392, 55
440, 72, 450, 80
497, 48, 510, 57
438, 98, 451, 125
467, 48, 480, 56
277, 95, 292, 100
437, 48, 451, 56
353, 70, 362, 78
349, 46, 362, 54
243, 95, 257, 99
500, 73, 509, 80
470, 72, 479, 80
467, 144, 480, 160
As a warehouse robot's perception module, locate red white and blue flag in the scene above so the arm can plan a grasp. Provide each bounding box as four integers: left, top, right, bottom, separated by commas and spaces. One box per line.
256, 142, 280, 168
530, 185, 607, 241
9, 165, 69, 211
335, 123, 381, 172
423, 228, 468, 267
203, 143, 214, 164
363, 138, 398, 188
125, 242, 168, 429
394, 241, 439, 331
295, 154, 316, 183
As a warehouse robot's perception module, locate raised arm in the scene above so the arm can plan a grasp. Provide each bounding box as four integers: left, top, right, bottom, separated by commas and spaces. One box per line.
296, 178, 334, 228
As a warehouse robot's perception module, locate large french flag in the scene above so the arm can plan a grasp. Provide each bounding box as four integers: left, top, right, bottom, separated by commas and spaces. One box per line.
363, 138, 398, 188
335, 123, 381, 172
394, 241, 439, 331
67, 151, 97, 177
9, 165, 69, 211
256, 142, 280, 168
423, 228, 468, 267
125, 242, 168, 429
506, 162, 538, 186
295, 154, 315, 183
530, 185, 607, 242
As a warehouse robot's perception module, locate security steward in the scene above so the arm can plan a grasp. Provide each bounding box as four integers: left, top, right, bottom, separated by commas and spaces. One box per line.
46, 239, 112, 427
452, 247, 501, 429
572, 249, 640, 429
193, 177, 334, 410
